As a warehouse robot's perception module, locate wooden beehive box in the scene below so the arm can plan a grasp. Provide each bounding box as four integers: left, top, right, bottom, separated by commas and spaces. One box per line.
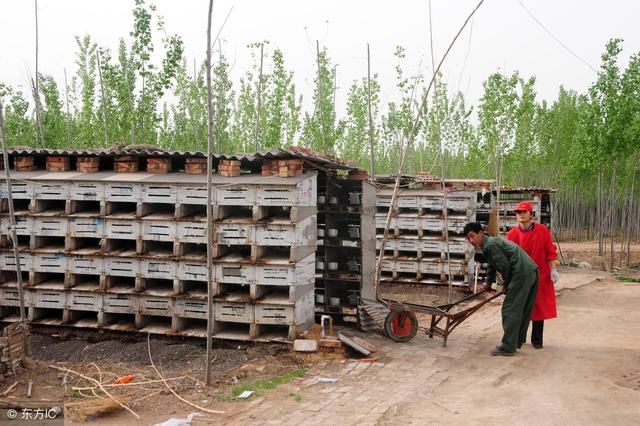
114, 155, 139, 173
77, 156, 100, 173
218, 159, 241, 177
46, 156, 70, 172
185, 157, 207, 175
14, 156, 36, 171
348, 169, 369, 180
147, 157, 172, 174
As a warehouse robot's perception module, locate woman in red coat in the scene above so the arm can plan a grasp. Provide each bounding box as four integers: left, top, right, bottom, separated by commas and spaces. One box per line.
506, 201, 558, 349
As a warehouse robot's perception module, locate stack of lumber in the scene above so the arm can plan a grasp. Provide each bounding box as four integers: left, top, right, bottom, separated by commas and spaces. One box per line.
185, 157, 207, 175
146, 157, 172, 174
14, 156, 36, 172
77, 157, 100, 173
114, 156, 139, 173
261, 159, 304, 177
46, 156, 70, 172
218, 159, 241, 177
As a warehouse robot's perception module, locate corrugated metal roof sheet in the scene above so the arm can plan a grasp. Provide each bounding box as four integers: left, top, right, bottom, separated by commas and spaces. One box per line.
3, 147, 357, 170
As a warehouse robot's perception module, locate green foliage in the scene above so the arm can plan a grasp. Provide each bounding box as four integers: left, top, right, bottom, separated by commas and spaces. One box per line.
221, 368, 307, 400
0, 0, 637, 221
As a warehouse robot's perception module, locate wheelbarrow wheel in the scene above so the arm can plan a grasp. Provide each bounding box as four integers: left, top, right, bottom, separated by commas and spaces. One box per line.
384, 309, 418, 342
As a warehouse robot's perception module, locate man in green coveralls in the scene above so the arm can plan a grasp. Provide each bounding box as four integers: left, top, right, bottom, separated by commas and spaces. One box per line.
463, 222, 539, 356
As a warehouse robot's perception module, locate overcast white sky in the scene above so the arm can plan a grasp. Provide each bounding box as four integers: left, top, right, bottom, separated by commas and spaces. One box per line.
1, 0, 639, 115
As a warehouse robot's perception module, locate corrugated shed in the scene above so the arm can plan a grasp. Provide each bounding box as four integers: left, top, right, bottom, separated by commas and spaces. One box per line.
3, 147, 357, 170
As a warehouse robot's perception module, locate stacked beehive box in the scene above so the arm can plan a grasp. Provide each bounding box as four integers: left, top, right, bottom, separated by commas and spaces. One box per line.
375, 188, 476, 287
0, 162, 317, 341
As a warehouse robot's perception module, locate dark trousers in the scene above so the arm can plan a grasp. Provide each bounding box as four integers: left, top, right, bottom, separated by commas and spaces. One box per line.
531, 320, 544, 347
501, 270, 539, 352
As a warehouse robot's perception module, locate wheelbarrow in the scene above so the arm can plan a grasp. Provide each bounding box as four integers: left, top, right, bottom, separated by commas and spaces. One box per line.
380, 290, 503, 346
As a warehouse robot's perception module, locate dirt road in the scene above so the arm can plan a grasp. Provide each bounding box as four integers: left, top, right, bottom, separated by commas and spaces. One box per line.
378, 272, 640, 425
219, 268, 640, 425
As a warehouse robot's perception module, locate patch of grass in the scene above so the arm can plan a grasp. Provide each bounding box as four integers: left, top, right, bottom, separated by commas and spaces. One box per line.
289, 392, 302, 402
617, 276, 640, 283
220, 368, 307, 401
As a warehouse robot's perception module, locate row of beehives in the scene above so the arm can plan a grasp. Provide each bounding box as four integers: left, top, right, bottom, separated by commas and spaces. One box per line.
0, 215, 317, 250
1, 173, 317, 208
0, 252, 315, 290
375, 188, 477, 286
0, 284, 315, 341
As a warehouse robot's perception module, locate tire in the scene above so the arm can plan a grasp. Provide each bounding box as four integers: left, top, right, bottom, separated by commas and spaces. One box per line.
384, 309, 418, 343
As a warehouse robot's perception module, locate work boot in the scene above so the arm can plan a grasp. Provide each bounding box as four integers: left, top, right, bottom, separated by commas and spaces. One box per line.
490, 345, 515, 356
532, 343, 543, 349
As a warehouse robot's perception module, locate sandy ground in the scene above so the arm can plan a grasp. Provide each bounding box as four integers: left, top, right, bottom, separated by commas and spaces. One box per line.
378, 272, 640, 425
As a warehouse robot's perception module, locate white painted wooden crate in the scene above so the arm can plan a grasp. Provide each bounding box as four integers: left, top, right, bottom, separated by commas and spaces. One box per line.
395, 260, 419, 273
177, 185, 210, 205
33, 217, 68, 237
0, 287, 32, 307
254, 254, 315, 286
214, 300, 254, 323
105, 219, 140, 239
215, 263, 255, 285
71, 182, 104, 201
254, 291, 314, 325
447, 216, 468, 233
141, 220, 176, 242
254, 216, 316, 247
0, 216, 33, 236
397, 196, 419, 209
177, 260, 208, 282
174, 298, 209, 319
103, 293, 138, 314
35, 182, 69, 200
104, 257, 140, 277
32, 289, 66, 309
419, 259, 467, 275
420, 217, 444, 232
216, 184, 256, 206
419, 196, 445, 210
176, 221, 207, 244
380, 258, 395, 272
68, 255, 103, 275
66, 291, 101, 311
32, 253, 67, 273
141, 259, 176, 279
142, 184, 177, 204
376, 238, 420, 252
0, 252, 32, 271
256, 175, 316, 206
105, 183, 141, 202
1, 181, 33, 199
216, 223, 252, 245
69, 217, 105, 239
139, 295, 174, 316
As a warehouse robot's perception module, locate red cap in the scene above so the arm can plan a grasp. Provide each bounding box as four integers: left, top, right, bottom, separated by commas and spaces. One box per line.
513, 201, 533, 213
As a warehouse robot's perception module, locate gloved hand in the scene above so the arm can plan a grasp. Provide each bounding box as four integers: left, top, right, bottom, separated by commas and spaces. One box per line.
551, 268, 560, 284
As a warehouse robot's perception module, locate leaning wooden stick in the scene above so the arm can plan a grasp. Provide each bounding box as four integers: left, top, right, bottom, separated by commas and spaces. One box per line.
147, 334, 224, 415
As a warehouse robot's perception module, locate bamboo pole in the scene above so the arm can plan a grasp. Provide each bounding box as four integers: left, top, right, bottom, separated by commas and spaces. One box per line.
96, 51, 110, 148
205, 0, 215, 386
366, 44, 375, 179
374, 0, 485, 297
0, 103, 26, 323
316, 41, 327, 154
33, 0, 43, 147
63, 69, 72, 146
253, 42, 264, 152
